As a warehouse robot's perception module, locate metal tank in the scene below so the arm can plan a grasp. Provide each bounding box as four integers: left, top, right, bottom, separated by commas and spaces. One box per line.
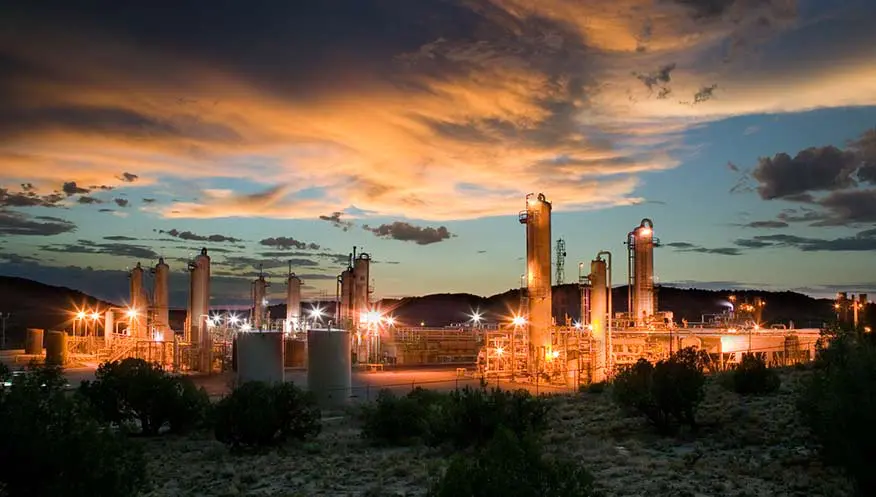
25, 328, 44, 355
519, 193, 553, 371
307, 328, 352, 408
187, 248, 211, 372
129, 262, 148, 338
152, 258, 170, 339
338, 267, 354, 329
286, 269, 302, 333
252, 269, 268, 329
628, 219, 655, 327
589, 259, 607, 383
45, 331, 67, 366
104, 310, 114, 344
236, 331, 285, 384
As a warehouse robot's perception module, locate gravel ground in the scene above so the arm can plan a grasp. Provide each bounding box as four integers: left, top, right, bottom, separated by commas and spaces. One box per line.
140, 369, 853, 497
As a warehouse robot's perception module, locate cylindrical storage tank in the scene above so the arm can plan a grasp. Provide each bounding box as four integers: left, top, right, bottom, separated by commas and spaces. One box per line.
522, 193, 553, 370
236, 332, 284, 384
589, 259, 607, 383
25, 328, 44, 355
353, 254, 371, 324
187, 248, 211, 372
45, 331, 67, 366
284, 339, 307, 368
153, 258, 170, 338
784, 335, 801, 364
104, 310, 114, 344
286, 274, 302, 332
307, 328, 351, 408
339, 269, 354, 329
129, 262, 148, 338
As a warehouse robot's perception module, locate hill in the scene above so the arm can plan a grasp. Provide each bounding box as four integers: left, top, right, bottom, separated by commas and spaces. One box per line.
0, 276, 117, 347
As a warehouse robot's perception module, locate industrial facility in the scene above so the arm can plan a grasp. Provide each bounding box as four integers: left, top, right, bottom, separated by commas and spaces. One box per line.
12, 190, 843, 399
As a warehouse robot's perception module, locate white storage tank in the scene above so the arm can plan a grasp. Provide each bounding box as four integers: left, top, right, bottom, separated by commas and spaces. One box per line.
307, 328, 351, 408
236, 331, 285, 385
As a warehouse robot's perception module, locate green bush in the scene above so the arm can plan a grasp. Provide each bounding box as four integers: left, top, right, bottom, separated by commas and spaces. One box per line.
428, 426, 596, 497
612, 347, 705, 434
430, 386, 550, 449
360, 387, 445, 445
732, 353, 781, 395
582, 382, 606, 394
214, 381, 320, 450
79, 358, 210, 435
799, 332, 876, 496
0, 365, 147, 497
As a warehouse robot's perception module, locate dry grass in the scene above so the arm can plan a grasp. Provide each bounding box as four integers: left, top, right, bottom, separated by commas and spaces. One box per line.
141, 369, 853, 497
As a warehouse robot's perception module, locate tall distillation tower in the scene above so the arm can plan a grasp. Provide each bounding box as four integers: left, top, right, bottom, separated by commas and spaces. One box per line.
187, 248, 211, 371
589, 256, 608, 383
129, 262, 148, 338
152, 257, 170, 339
252, 267, 269, 329
519, 193, 553, 372
627, 219, 656, 327
286, 265, 302, 333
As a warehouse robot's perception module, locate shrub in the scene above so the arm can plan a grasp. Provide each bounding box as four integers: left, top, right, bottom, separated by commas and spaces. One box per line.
613, 347, 705, 434
360, 387, 445, 445
214, 381, 320, 450
0, 365, 147, 497
79, 358, 210, 435
799, 332, 876, 496
430, 386, 550, 449
732, 353, 781, 395
583, 382, 606, 394
428, 426, 596, 497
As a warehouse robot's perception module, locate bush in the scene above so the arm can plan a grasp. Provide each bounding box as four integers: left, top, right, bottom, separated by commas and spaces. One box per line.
613, 347, 705, 434
214, 381, 320, 450
582, 382, 606, 394
79, 358, 210, 436
428, 426, 596, 497
360, 387, 445, 445
732, 353, 781, 395
0, 365, 147, 497
799, 332, 876, 496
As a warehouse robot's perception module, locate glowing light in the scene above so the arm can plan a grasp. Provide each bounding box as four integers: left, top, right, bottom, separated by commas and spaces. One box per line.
385, 316, 396, 326
366, 311, 381, 324
126, 309, 137, 319
866, 326, 872, 333
228, 314, 240, 325
573, 321, 582, 329
470, 311, 483, 324
76, 311, 86, 320
728, 328, 738, 333
241, 323, 252, 332
512, 315, 526, 326
639, 227, 652, 236
551, 350, 560, 359
496, 347, 504, 356
310, 306, 323, 319
420, 321, 425, 326
90, 311, 100, 320
153, 331, 164, 342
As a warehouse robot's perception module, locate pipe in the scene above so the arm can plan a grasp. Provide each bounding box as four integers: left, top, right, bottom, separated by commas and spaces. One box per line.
597, 250, 612, 375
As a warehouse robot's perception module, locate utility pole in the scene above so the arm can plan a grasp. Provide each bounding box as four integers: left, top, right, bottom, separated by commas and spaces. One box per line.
0, 312, 10, 350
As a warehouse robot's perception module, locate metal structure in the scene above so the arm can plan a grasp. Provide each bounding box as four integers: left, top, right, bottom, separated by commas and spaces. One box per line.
555, 238, 566, 285
187, 248, 211, 372
286, 265, 302, 333
251, 266, 269, 329
589, 256, 608, 382
236, 331, 284, 384
627, 219, 657, 327
519, 193, 553, 373
307, 328, 352, 408
836, 292, 868, 327
152, 257, 170, 339
129, 262, 148, 338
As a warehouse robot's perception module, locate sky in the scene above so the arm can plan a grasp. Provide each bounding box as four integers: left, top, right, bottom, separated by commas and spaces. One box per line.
1, 0, 875, 307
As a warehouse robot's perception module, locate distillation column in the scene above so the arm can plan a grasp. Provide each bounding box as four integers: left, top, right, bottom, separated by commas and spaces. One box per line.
153, 258, 170, 339
520, 193, 553, 373
252, 271, 268, 329
129, 262, 148, 338
353, 252, 374, 362
187, 248, 211, 372
589, 258, 607, 383
286, 271, 302, 333
628, 219, 655, 327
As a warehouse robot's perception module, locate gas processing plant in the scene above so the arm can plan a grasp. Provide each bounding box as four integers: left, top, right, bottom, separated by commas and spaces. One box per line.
39, 191, 836, 390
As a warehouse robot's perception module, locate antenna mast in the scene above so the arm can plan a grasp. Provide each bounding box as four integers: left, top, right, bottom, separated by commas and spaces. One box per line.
555, 238, 566, 285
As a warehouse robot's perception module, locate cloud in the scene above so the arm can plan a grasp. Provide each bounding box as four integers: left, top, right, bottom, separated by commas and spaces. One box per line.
142, 198, 156, 203
77, 196, 103, 204
319, 212, 354, 231
735, 228, 876, 252
364, 222, 454, 245
0, 187, 64, 208
103, 235, 137, 241
260, 250, 351, 266
221, 256, 319, 272
0, 211, 76, 236
113, 198, 129, 207
62, 181, 90, 196
744, 220, 788, 228
752, 146, 858, 200
665, 240, 740, 255
41, 239, 159, 259
160, 228, 241, 243
258, 237, 320, 250
118, 172, 138, 182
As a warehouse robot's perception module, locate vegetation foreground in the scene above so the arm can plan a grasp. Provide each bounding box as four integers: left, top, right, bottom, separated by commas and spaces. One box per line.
137, 369, 850, 497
